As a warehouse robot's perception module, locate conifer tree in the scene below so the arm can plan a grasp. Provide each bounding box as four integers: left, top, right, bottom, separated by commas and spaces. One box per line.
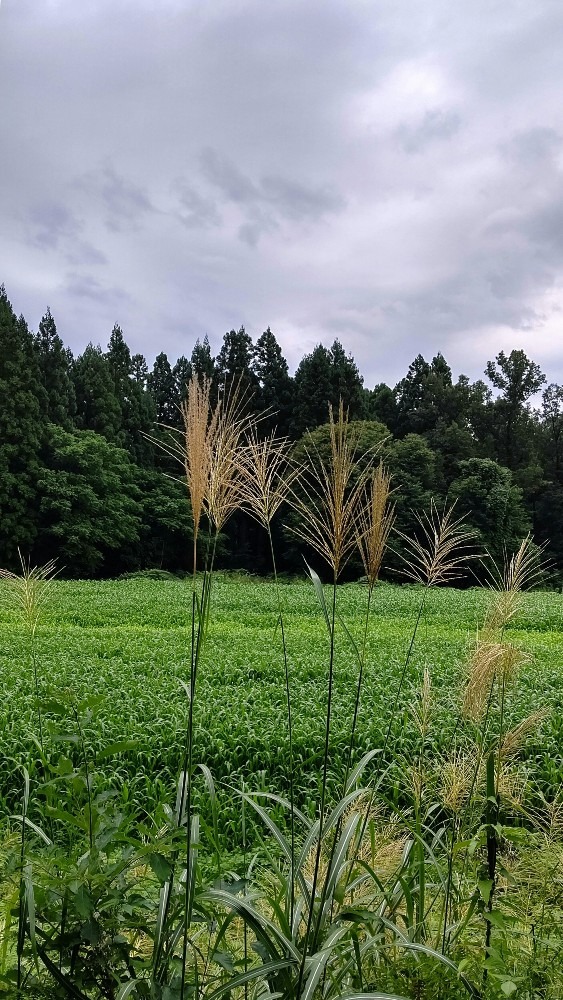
215, 326, 259, 405
291, 343, 333, 436
35, 307, 76, 428
190, 336, 215, 383
0, 287, 45, 562
291, 340, 364, 437
148, 352, 176, 425
251, 327, 293, 434
72, 344, 122, 442
329, 339, 365, 418
131, 353, 149, 387
106, 324, 155, 465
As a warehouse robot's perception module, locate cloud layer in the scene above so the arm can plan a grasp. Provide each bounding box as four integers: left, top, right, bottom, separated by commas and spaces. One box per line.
1, 0, 563, 388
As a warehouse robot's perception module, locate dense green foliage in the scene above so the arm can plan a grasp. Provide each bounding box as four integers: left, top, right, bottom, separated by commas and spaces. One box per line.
1, 282, 562, 580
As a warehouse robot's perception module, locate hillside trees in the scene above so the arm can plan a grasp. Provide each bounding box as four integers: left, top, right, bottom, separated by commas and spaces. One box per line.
0, 288, 47, 564
541, 383, 563, 482
0, 279, 560, 580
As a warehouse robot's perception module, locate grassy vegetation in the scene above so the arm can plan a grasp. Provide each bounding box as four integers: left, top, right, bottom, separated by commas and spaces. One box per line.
0, 577, 562, 824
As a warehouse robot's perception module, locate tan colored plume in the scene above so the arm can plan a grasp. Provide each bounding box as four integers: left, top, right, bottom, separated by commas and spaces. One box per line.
288, 400, 375, 578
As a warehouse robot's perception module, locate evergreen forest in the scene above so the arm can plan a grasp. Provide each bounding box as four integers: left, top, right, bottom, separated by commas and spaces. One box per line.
1, 283, 562, 583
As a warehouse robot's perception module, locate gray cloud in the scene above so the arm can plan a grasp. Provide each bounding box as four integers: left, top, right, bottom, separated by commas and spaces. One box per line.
200, 148, 258, 205
261, 175, 345, 221
0, 0, 563, 387
65, 272, 129, 305
200, 147, 345, 243
173, 180, 222, 230
501, 126, 561, 167
28, 202, 81, 250
397, 108, 461, 154
74, 164, 155, 232
27, 201, 107, 266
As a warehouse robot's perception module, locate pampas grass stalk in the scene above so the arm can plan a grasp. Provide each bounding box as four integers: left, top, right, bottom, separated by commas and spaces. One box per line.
289, 401, 375, 990
238, 428, 299, 921
345, 461, 395, 780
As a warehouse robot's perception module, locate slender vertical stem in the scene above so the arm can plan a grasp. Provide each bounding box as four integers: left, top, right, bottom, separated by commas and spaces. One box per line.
29, 630, 44, 754
16, 771, 29, 995
268, 527, 295, 928
344, 584, 373, 783
311, 580, 337, 950
242, 777, 248, 1000
296, 578, 337, 995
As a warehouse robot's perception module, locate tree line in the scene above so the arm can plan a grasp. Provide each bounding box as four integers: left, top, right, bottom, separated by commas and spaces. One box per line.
1, 282, 562, 582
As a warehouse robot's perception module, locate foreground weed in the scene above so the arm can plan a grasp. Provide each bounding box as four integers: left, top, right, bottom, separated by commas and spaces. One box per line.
239, 429, 298, 923
0, 554, 58, 750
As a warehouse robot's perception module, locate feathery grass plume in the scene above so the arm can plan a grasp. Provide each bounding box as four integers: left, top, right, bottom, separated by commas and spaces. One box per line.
499, 709, 549, 760
179, 375, 218, 552
396, 500, 477, 586
205, 380, 255, 533
410, 666, 432, 738
408, 764, 426, 809
462, 641, 529, 721
496, 763, 527, 808
149, 374, 219, 570
238, 428, 300, 528
355, 460, 396, 590
288, 400, 375, 578
484, 535, 546, 633
0, 552, 58, 637
440, 749, 475, 814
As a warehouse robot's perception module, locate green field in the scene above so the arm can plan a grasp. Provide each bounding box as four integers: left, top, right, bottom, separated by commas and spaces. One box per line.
1, 576, 562, 821
2, 575, 563, 997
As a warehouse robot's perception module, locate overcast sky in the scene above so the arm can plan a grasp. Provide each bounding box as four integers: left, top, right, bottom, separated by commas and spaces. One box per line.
1, 0, 563, 389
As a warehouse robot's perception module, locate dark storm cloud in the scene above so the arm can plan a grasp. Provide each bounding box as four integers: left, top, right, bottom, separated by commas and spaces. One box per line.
1, 0, 563, 387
